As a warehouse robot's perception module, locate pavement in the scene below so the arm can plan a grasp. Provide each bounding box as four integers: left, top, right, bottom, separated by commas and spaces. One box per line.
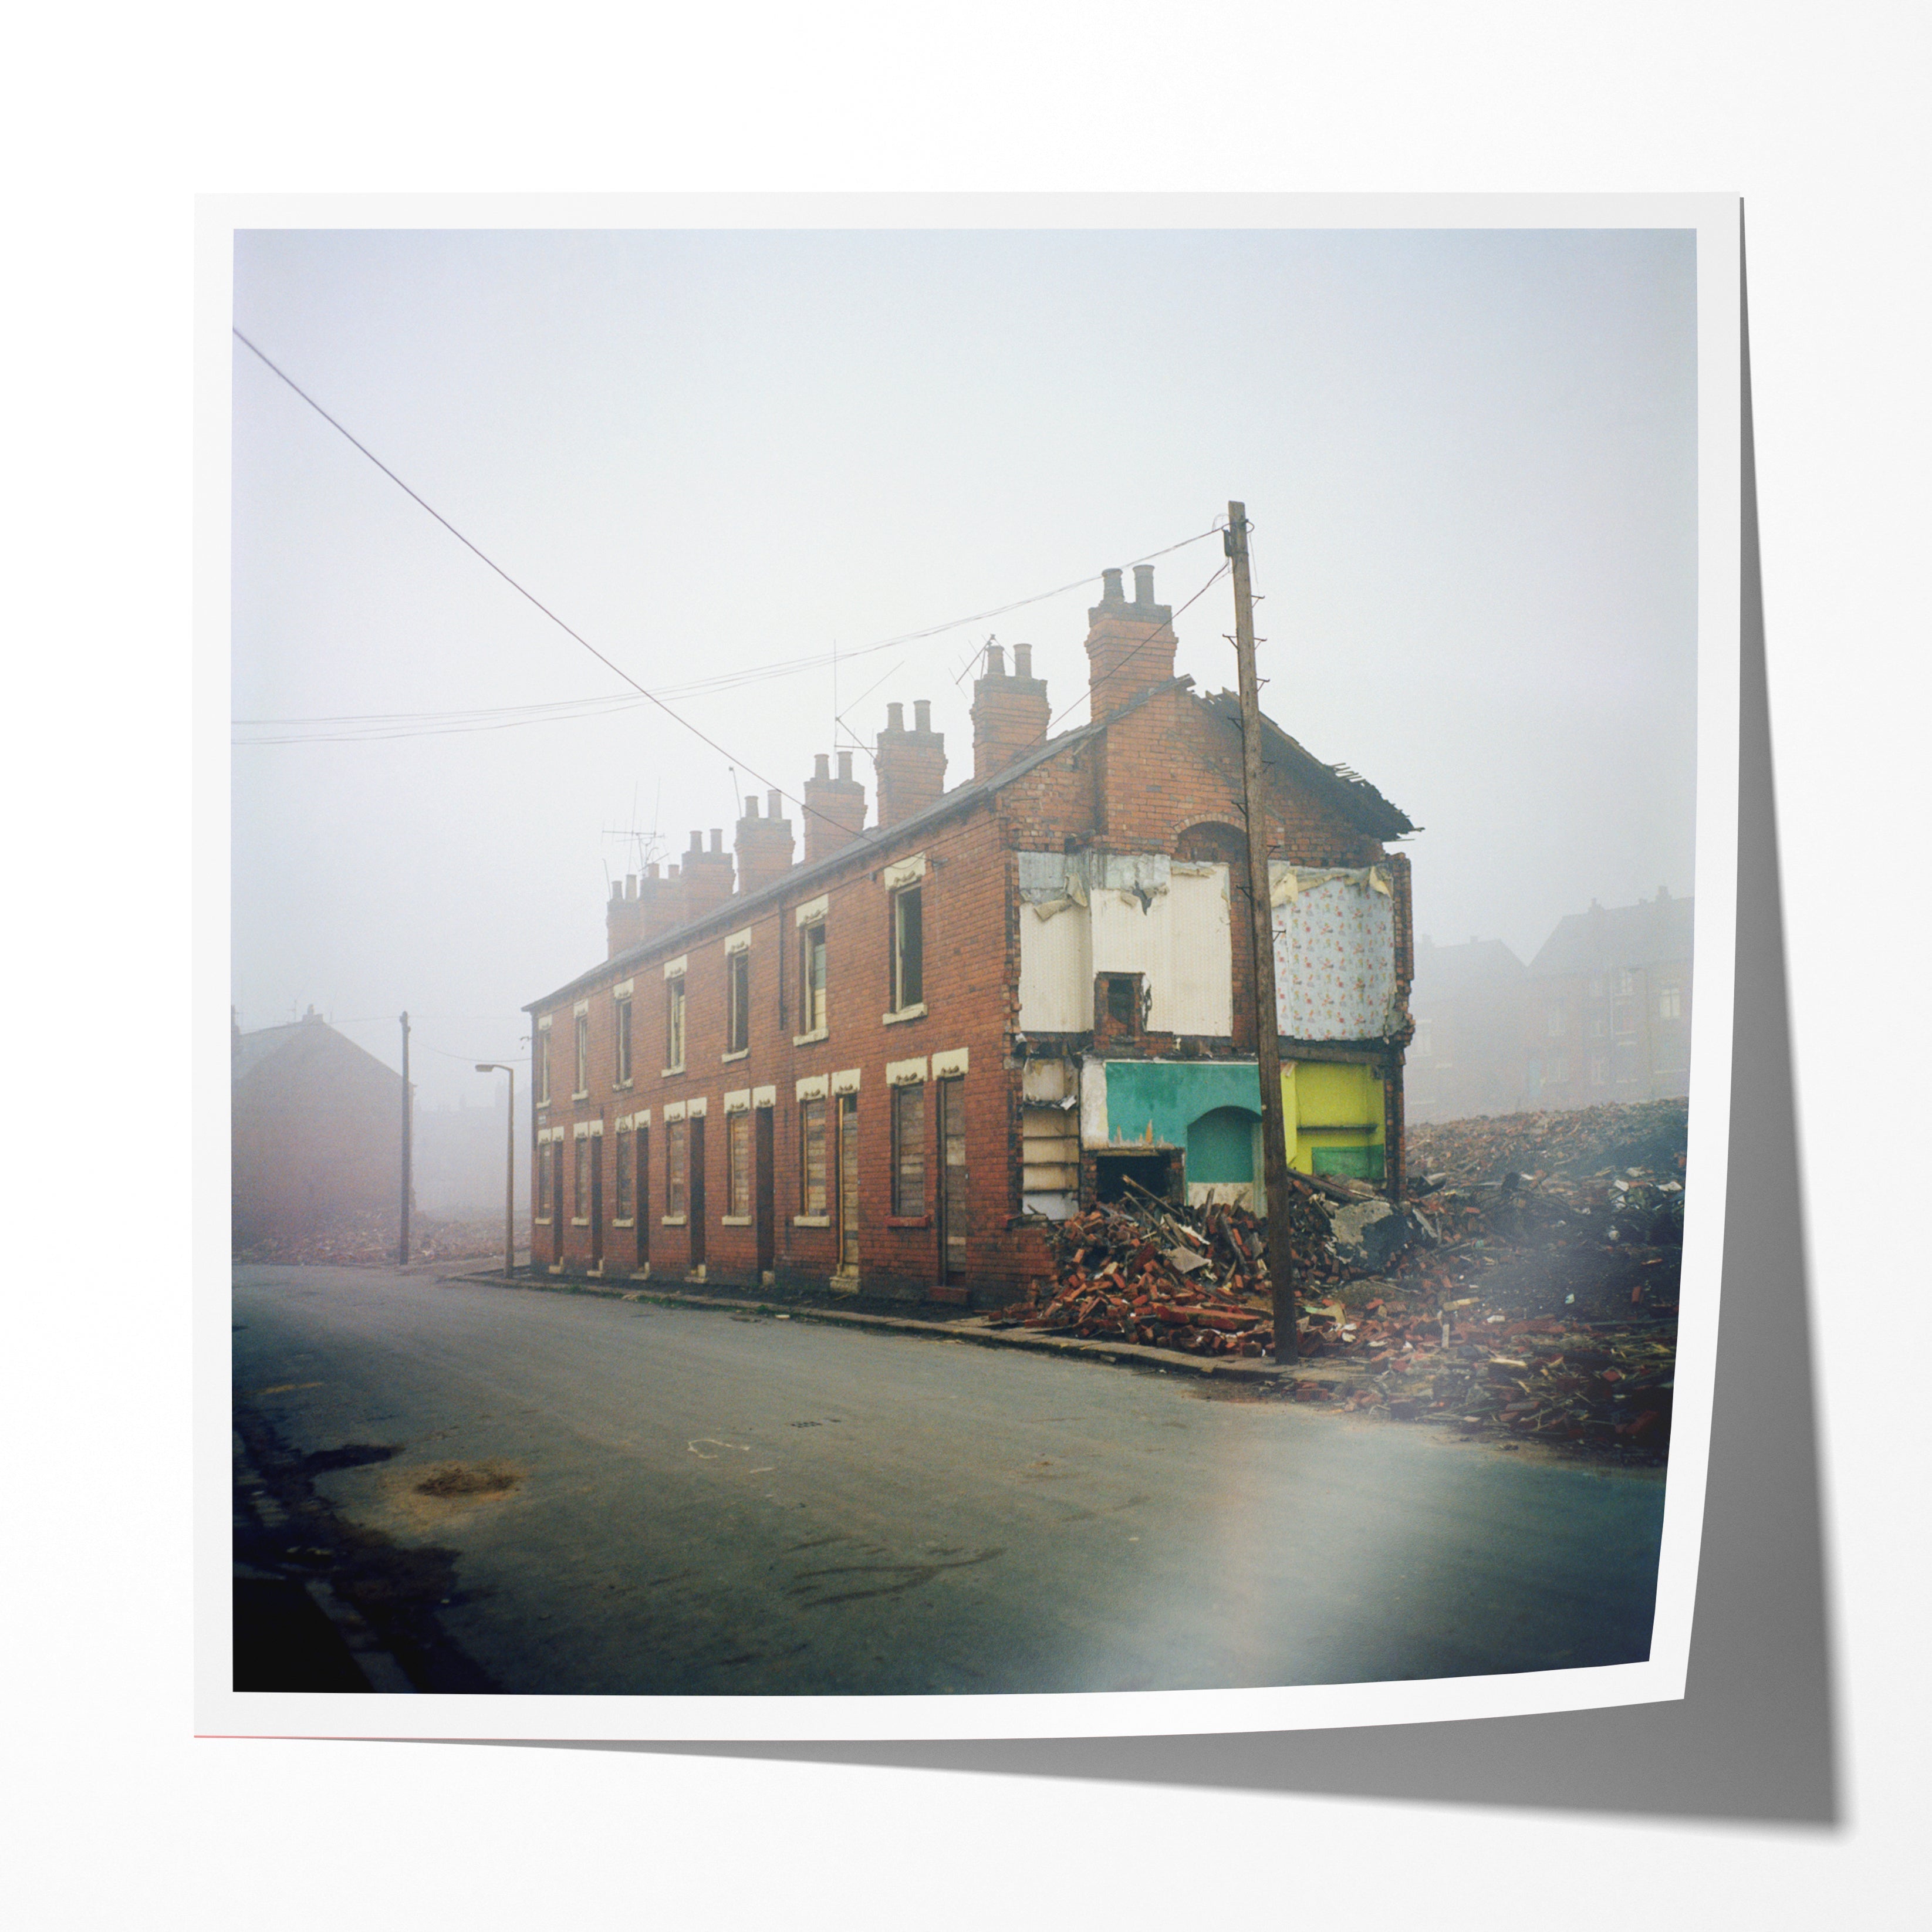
232, 1262, 1668, 1697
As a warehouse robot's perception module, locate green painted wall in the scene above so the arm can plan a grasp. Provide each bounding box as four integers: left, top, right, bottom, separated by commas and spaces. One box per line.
1185, 1105, 1261, 1182
1103, 1059, 1384, 1180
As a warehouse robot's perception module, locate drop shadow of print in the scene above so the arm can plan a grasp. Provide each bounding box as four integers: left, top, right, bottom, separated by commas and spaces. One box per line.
464, 219, 1839, 1825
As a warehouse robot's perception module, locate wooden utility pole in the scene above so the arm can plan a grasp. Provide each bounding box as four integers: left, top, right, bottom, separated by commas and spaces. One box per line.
1226, 502, 1299, 1364
398, 1010, 413, 1268
476, 1061, 517, 1278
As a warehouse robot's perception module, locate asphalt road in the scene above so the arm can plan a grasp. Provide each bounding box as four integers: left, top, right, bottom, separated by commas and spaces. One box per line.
232, 1264, 1667, 1696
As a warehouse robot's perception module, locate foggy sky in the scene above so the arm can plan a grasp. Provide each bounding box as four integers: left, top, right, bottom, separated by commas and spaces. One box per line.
230, 224, 1698, 1107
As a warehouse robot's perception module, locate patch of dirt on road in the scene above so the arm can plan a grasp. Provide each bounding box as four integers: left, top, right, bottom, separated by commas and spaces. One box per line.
377, 1458, 525, 1530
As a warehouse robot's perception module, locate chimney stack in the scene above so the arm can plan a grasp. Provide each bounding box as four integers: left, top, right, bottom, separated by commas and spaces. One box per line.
876, 697, 947, 828
681, 825, 735, 921
971, 639, 1049, 780
735, 789, 796, 898
1085, 563, 1176, 720
607, 863, 685, 958
802, 750, 866, 864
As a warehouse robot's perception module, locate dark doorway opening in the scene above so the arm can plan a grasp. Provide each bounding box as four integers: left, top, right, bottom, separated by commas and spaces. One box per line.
589, 1135, 604, 1269
754, 1106, 775, 1279
688, 1116, 707, 1272
636, 1126, 649, 1272
1093, 1149, 1178, 1204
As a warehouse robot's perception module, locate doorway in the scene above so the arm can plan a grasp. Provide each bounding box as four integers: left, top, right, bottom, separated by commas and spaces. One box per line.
687, 1117, 707, 1272
589, 1134, 604, 1269
636, 1125, 650, 1272
754, 1107, 775, 1279
938, 1077, 967, 1285
836, 1093, 860, 1279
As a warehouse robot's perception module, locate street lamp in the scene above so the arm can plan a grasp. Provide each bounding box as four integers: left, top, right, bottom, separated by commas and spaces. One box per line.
475, 1062, 517, 1279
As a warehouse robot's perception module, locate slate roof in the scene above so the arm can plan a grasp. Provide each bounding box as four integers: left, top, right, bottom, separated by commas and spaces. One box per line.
232, 1015, 401, 1090
1529, 894, 1695, 978
529, 676, 1418, 1010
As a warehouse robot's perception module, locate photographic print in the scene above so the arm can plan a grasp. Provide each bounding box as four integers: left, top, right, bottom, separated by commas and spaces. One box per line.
205, 197, 1739, 1740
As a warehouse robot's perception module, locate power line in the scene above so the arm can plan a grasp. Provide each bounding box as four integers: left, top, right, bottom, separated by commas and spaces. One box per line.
232, 325, 1220, 750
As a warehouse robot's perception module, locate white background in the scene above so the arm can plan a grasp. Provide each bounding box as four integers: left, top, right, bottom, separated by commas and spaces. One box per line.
6, 3, 1924, 1926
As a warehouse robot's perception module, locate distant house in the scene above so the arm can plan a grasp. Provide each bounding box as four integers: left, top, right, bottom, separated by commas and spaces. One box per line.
1526, 890, 1694, 1107
232, 1008, 405, 1251
1406, 935, 1531, 1123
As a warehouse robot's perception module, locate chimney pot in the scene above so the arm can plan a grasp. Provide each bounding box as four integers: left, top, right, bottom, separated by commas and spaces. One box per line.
985, 642, 1006, 678
886, 701, 904, 732
745, 796, 759, 818
647, 863, 660, 879
838, 751, 853, 781
610, 880, 622, 901
688, 829, 702, 852
1133, 563, 1156, 605
814, 753, 830, 779
768, 788, 782, 819
1012, 643, 1032, 679
710, 828, 722, 852
914, 699, 931, 733
1101, 566, 1124, 603
626, 874, 637, 899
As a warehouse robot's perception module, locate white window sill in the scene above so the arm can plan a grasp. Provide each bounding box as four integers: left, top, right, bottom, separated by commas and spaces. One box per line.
661, 1214, 688, 1227
721, 1048, 750, 1063
533, 1216, 553, 1227
661, 1066, 685, 1078
793, 1214, 830, 1228
721, 1214, 752, 1227
882, 1002, 927, 1025
613, 1078, 633, 1090
570, 1217, 590, 1227
613, 1217, 636, 1229
793, 1028, 829, 1046
570, 1090, 590, 1102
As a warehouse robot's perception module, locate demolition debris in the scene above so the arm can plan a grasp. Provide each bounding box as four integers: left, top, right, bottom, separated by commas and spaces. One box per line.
999, 1099, 1687, 1460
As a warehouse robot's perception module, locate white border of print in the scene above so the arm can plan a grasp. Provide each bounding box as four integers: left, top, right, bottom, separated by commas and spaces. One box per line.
197, 191, 1740, 1744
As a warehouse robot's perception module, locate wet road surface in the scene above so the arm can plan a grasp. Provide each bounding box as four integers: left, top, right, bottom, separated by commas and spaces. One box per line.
232, 1264, 1666, 1695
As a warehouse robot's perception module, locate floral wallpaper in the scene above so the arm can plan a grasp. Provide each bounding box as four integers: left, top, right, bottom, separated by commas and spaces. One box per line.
1272, 870, 1399, 1041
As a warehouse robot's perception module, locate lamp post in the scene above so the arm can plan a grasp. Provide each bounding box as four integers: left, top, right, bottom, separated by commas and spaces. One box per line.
475, 1062, 517, 1278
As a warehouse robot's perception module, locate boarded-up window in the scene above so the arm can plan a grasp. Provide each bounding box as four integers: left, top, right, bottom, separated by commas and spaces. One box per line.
728, 1110, 751, 1218
801, 1097, 827, 1214
614, 1129, 633, 1220
615, 995, 633, 1084
666, 1119, 688, 1217
892, 1082, 926, 1218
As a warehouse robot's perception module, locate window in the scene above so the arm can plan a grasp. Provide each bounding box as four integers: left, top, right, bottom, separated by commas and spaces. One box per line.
573, 1013, 589, 1096
1659, 984, 1682, 1019
614, 1129, 633, 1220
727, 950, 750, 1055
666, 1119, 689, 1218
536, 1028, 551, 1106
1100, 974, 1143, 1031
892, 1082, 927, 1217
665, 974, 685, 1072
572, 1136, 590, 1220
891, 883, 923, 1011
799, 921, 827, 1035
800, 1097, 828, 1214
1589, 1056, 1608, 1087
1590, 1013, 1607, 1038
1613, 1001, 1636, 1035
1546, 1006, 1565, 1038
614, 994, 633, 1085
728, 1110, 751, 1218
1617, 969, 1636, 997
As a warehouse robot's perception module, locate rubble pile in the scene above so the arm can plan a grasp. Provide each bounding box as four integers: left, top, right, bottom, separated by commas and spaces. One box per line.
234, 1210, 529, 1266
1006, 1100, 1687, 1458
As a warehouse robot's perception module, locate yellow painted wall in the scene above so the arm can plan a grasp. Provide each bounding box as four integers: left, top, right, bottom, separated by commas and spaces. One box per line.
1282, 1061, 1384, 1173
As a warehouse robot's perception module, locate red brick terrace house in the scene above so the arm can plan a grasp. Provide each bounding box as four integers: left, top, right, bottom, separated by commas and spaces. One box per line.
232, 1008, 404, 1252
524, 563, 1417, 1308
